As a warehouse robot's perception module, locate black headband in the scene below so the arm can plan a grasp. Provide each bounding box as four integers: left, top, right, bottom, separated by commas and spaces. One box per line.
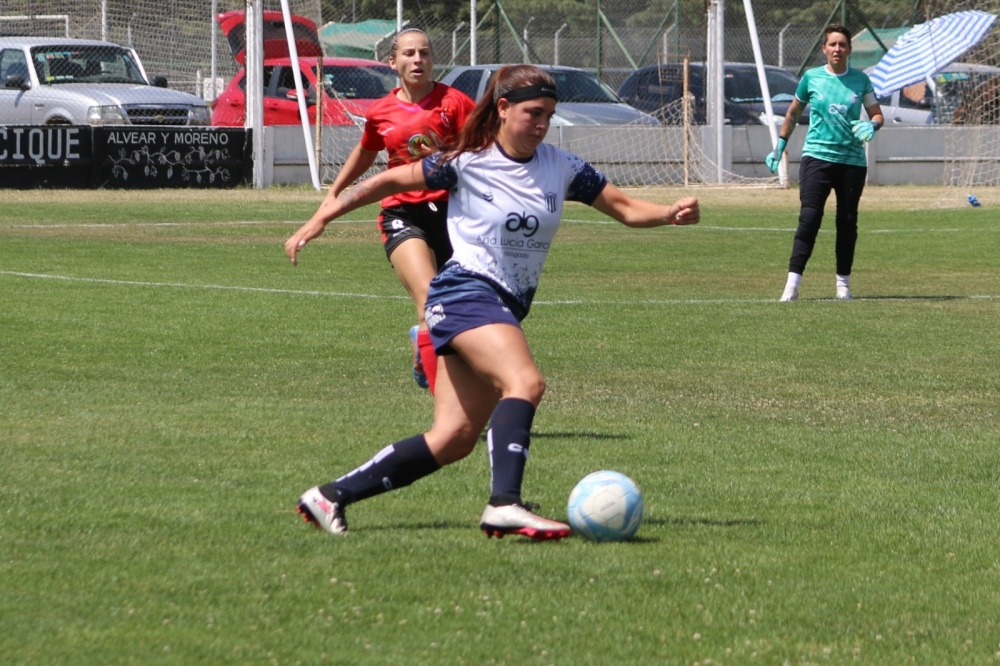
499, 84, 559, 103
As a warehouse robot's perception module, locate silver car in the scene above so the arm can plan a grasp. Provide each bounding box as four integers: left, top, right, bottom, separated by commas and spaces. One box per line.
439, 64, 660, 126
0, 37, 210, 126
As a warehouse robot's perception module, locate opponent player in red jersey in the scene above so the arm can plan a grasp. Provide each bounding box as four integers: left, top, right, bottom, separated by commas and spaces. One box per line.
300, 28, 474, 393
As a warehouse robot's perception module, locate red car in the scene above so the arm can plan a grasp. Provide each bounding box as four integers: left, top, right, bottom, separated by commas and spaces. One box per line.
211, 10, 397, 126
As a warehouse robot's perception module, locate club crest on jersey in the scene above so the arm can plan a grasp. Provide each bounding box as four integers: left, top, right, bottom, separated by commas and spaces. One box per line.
545, 191, 557, 213
407, 133, 432, 156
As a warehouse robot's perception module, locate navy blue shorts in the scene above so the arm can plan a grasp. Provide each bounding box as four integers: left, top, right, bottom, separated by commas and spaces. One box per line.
424, 265, 522, 356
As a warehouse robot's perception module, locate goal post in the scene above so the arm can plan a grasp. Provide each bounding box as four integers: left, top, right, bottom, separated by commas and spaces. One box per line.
0, 14, 71, 37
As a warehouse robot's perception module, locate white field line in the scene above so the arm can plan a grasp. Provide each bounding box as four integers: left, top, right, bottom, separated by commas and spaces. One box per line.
0, 271, 407, 300
2, 270, 996, 305
3, 220, 995, 303
8, 218, 996, 233
8, 219, 368, 230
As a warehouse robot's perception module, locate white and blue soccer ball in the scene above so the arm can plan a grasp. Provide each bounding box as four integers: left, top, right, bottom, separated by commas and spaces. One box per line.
567, 470, 644, 542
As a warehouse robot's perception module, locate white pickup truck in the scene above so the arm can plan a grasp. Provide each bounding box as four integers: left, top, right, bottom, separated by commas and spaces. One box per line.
0, 36, 210, 126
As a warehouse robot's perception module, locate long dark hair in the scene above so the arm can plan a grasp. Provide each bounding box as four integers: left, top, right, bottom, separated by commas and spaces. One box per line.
440, 64, 556, 161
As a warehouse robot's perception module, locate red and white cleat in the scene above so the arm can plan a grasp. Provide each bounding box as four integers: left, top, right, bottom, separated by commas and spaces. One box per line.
480, 503, 571, 541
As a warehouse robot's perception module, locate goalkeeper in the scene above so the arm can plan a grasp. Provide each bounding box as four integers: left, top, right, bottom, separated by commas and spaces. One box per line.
765, 24, 883, 301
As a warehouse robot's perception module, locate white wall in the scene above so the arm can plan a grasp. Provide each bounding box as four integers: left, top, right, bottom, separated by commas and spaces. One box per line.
266, 125, 990, 188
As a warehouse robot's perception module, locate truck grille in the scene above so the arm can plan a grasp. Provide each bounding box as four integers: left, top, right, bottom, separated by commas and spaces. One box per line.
123, 104, 192, 126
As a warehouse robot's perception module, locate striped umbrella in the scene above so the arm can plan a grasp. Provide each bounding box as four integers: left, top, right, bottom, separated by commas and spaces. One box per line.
869, 10, 997, 97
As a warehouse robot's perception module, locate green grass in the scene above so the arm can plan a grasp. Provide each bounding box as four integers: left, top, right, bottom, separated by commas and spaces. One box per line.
2, 187, 998, 664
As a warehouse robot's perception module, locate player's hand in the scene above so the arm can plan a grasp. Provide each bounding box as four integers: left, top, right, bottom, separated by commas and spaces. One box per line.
851, 120, 876, 142
284, 219, 327, 265
671, 197, 700, 225
764, 136, 787, 174
765, 151, 781, 173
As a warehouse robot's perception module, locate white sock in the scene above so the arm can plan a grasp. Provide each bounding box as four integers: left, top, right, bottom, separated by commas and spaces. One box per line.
786, 272, 802, 289
836, 274, 850, 289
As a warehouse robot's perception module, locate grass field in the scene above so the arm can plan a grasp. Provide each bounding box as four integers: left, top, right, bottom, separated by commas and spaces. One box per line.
2, 185, 998, 665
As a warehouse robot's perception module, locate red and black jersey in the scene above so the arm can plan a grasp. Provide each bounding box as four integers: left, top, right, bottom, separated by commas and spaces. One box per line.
360, 82, 474, 208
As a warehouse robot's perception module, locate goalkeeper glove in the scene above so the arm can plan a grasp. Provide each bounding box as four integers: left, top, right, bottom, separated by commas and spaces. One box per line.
765, 137, 787, 173
851, 120, 877, 142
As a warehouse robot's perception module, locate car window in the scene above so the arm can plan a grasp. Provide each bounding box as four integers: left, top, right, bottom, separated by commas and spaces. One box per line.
637, 70, 685, 103
725, 68, 798, 103
272, 66, 312, 98
448, 69, 483, 100
552, 71, 619, 103
323, 64, 395, 99
31, 45, 146, 85
638, 67, 704, 97
0, 49, 29, 81
241, 65, 275, 93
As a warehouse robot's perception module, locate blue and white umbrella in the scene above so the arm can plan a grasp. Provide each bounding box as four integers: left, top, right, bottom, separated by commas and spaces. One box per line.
869, 10, 997, 97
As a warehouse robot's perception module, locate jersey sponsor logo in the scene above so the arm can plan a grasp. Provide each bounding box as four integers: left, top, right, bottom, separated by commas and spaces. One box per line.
828, 103, 848, 116
505, 211, 540, 237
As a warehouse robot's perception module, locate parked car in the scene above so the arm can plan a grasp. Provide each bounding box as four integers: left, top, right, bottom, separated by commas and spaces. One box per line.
211, 9, 397, 126
0, 36, 210, 126
869, 63, 1000, 125
439, 64, 660, 126
617, 62, 805, 126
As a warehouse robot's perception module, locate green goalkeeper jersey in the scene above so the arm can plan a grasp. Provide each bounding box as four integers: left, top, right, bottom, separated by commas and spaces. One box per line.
795, 66, 877, 167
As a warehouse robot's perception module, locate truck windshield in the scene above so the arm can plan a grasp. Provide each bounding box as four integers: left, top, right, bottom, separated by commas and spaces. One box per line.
32, 45, 147, 85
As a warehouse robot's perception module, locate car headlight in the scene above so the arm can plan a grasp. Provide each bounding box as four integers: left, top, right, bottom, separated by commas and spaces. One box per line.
87, 105, 128, 125
189, 106, 212, 126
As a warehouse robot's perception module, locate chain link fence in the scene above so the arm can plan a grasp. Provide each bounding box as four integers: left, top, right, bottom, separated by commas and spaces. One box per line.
4, 1, 998, 187
0, 0, 942, 99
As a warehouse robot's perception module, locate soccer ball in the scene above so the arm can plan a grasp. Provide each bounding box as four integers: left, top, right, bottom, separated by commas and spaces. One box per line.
567, 471, 644, 542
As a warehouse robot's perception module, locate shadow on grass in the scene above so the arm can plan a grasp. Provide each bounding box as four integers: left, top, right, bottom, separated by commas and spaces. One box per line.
532, 432, 630, 441
647, 516, 764, 528
795, 295, 968, 302
479, 431, 631, 442
858, 295, 966, 301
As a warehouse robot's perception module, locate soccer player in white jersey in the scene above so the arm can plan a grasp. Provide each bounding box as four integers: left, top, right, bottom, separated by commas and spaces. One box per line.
766, 24, 884, 301
286, 64, 699, 540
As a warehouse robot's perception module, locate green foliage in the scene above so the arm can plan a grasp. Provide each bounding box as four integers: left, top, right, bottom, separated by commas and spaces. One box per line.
2, 187, 999, 664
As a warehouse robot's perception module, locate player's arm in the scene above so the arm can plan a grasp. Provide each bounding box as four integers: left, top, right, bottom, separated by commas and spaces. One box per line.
779, 97, 805, 140
766, 97, 804, 173
590, 183, 699, 228
285, 162, 427, 264
329, 143, 380, 197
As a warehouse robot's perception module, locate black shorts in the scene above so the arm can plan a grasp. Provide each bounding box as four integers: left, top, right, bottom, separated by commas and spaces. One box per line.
377, 201, 452, 268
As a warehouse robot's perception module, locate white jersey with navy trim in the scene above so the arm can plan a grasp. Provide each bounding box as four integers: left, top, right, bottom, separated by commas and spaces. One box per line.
423, 143, 607, 313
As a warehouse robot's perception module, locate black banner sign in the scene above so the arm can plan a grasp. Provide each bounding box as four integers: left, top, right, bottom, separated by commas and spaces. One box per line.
93, 127, 250, 188
0, 126, 93, 187
0, 126, 91, 166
